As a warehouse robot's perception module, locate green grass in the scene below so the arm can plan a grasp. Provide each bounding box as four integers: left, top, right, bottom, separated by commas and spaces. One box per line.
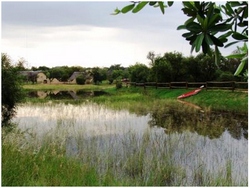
22, 83, 248, 113
2, 128, 120, 186
97, 86, 248, 114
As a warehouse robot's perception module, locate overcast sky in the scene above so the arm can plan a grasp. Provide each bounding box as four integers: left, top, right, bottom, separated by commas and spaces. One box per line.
2, 1, 235, 68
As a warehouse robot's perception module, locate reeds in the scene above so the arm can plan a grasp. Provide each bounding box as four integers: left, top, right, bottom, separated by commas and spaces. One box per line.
2, 102, 248, 186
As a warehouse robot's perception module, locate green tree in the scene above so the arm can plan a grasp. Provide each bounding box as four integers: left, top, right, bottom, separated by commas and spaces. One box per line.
2, 53, 24, 126
107, 64, 125, 84
151, 57, 172, 82
128, 63, 150, 82
194, 53, 218, 81
113, 1, 248, 75
163, 52, 187, 81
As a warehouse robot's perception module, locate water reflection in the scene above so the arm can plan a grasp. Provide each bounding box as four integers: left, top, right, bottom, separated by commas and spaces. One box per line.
27, 90, 108, 100
149, 105, 247, 140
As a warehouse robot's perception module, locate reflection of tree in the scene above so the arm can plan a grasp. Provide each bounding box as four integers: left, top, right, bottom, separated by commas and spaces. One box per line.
149, 104, 248, 140
27, 90, 108, 100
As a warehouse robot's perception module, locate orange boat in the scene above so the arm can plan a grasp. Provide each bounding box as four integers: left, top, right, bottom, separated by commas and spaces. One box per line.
177, 85, 204, 99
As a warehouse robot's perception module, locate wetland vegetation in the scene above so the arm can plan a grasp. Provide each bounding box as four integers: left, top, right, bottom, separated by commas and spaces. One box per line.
2, 83, 248, 186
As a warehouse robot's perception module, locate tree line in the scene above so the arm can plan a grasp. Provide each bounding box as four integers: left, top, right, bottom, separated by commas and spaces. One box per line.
11, 50, 247, 85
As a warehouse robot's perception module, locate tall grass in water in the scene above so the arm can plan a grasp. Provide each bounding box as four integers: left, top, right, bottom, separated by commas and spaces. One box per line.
2, 102, 248, 186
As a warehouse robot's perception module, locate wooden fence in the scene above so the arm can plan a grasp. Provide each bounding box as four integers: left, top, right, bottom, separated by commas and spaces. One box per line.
126, 81, 248, 91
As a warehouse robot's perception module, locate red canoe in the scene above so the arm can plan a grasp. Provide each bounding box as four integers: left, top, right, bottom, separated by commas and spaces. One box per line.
177, 85, 204, 99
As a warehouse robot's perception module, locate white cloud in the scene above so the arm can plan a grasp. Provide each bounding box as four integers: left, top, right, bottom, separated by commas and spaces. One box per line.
1, 1, 237, 68
2, 24, 153, 67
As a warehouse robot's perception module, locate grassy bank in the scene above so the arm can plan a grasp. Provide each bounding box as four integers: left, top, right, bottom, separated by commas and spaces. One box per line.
22, 83, 248, 113
93, 86, 248, 114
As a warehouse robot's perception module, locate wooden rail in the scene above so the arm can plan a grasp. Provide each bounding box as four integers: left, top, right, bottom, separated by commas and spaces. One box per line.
126, 81, 248, 91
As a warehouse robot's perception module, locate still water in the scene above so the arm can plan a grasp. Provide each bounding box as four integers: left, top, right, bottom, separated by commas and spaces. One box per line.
13, 102, 247, 185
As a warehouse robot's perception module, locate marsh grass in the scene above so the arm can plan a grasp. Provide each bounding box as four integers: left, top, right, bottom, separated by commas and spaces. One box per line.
2, 102, 247, 186
3, 126, 246, 186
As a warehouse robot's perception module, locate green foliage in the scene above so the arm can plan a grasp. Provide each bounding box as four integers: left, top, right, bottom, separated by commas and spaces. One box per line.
226, 43, 248, 76
217, 71, 235, 81
128, 63, 150, 82
113, 1, 248, 75
107, 64, 126, 84
151, 57, 172, 82
115, 80, 123, 89
2, 53, 24, 126
194, 53, 218, 81
92, 67, 107, 84
76, 74, 86, 85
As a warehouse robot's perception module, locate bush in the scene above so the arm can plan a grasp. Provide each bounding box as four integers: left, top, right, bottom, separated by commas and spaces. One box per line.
76, 75, 86, 85
218, 71, 235, 81
116, 80, 122, 89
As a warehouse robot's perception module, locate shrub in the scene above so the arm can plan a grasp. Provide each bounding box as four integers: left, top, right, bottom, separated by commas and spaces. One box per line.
115, 80, 122, 89
76, 75, 86, 85
218, 71, 235, 81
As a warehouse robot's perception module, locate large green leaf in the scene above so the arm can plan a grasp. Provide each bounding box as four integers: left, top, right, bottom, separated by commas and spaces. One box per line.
209, 24, 232, 32
177, 25, 186, 30
202, 39, 211, 54
149, 2, 157, 6
121, 4, 135, 13
226, 3, 234, 16
186, 22, 202, 33
195, 34, 204, 52
214, 45, 220, 67
158, 2, 165, 14
225, 41, 240, 48
167, 1, 174, 7
230, 2, 242, 7
209, 35, 224, 47
232, 32, 248, 40
204, 34, 214, 45
234, 59, 247, 76
182, 32, 194, 38
226, 53, 246, 59
132, 2, 148, 13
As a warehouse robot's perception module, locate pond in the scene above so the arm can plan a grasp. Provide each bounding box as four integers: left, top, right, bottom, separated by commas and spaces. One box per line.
13, 102, 247, 186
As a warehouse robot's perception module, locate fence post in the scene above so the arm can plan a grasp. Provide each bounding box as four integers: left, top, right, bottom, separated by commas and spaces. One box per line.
232, 81, 235, 92
156, 82, 158, 89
